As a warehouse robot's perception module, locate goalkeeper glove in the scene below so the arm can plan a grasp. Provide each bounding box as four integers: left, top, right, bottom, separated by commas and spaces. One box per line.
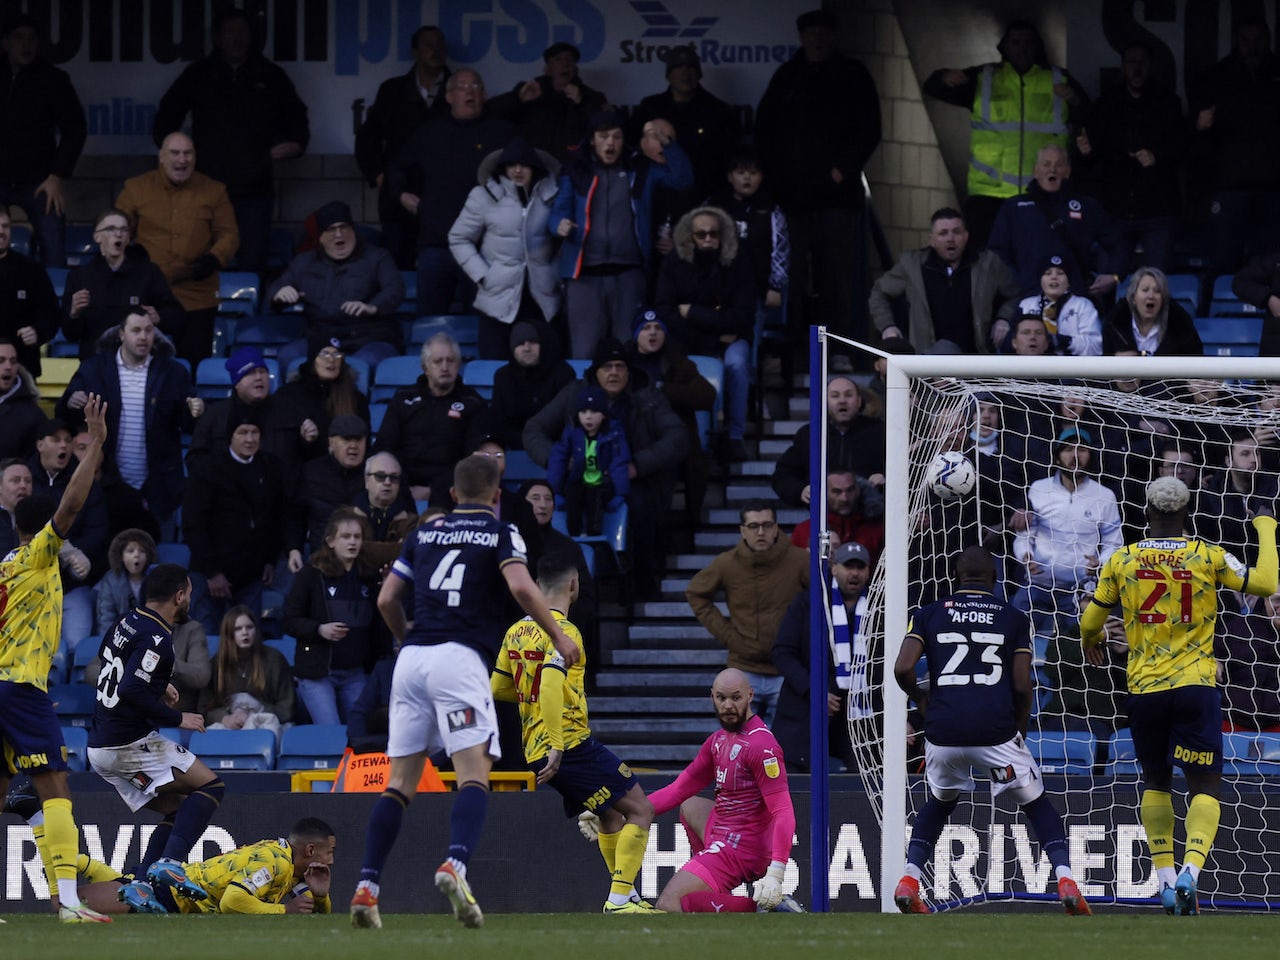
577, 810, 601, 842
752, 861, 787, 911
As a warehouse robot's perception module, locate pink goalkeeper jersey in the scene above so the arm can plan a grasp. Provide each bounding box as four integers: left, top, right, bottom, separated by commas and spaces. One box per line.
650, 715, 794, 862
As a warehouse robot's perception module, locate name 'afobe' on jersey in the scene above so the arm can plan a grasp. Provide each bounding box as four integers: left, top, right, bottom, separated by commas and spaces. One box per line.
949, 609, 996, 624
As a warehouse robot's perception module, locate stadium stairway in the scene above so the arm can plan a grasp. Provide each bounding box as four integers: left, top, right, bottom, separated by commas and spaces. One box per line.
587, 380, 813, 769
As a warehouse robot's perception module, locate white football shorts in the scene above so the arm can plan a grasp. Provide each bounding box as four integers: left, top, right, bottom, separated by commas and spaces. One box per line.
387, 642, 501, 762
924, 734, 1044, 802
88, 730, 198, 812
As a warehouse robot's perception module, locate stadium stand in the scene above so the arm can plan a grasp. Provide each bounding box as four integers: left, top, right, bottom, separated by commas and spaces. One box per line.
189, 729, 278, 771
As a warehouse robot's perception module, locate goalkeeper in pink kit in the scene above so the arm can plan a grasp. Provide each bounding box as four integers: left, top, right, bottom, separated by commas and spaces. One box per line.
642, 668, 798, 912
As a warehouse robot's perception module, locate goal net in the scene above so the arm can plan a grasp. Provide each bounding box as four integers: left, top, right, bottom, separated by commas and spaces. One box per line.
836, 350, 1280, 913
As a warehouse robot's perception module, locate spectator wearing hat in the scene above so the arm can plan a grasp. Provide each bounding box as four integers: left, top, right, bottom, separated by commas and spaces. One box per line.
448, 137, 564, 360
355, 25, 452, 270
1012, 254, 1103, 356
1103, 266, 1203, 356
1010, 425, 1122, 684
547, 384, 631, 536
376, 330, 491, 504
686, 498, 809, 726
525, 336, 688, 600
386, 67, 516, 315
57, 310, 201, 534
755, 10, 882, 366
0, 336, 45, 460
185, 402, 298, 632
626, 309, 715, 530
653, 203, 756, 461
269, 199, 405, 373
490, 320, 575, 449
115, 131, 239, 365
629, 45, 739, 221
772, 539, 867, 772
296, 414, 370, 556
0, 205, 59, 376
550, 109, 693, 359
61, 207, 186, 360
274, 335, 371, 461
488, 43, 607, 162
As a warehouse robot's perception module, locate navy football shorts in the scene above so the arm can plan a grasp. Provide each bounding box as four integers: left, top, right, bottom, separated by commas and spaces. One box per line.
1128, 685, 1223, 775
0, 680, 69, 776
532, 736, 639, 818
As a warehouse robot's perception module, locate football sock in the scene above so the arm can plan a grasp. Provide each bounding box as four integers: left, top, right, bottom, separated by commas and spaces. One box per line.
1140, 789, 1177, 872
906, 795, 959, 869
610, 823, 647, 898
76, 854, 123, 884
359, 788, 410, 884
447, 782, 489, 867
597, 830, 619, 876
163, 778, 225, 863
31, 821, 58, 898
1184, 794, 1221, 872
680, 891, 756, 913
135, 814, 175, 876
1022, 794, 1070, 871
42, 798, 83, 908
902, 862, 923, 882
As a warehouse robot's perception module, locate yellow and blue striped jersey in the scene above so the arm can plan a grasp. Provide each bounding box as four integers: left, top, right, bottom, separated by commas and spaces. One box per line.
1093, 536, 1248, 694
493, 612, 589, 762
175, 838, 322, 915
0, 523, 66, 691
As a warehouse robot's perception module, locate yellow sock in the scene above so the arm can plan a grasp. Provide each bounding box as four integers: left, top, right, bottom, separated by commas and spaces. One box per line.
42, 798, 82, 908
76, 853, 122, 884
1184, 794, 1221, 871
31, 823, 58, 898
610, 823, 648, 898
598, 830, 619, 880
1140, 789, 1177, 870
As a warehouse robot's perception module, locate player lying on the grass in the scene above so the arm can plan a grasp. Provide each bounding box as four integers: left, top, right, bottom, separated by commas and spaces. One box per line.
593, 668, 797, 913
491, 553, 659, 914
1078, 476, 1279, 916
71, 816, 336, 915
892, 546, 1090, 916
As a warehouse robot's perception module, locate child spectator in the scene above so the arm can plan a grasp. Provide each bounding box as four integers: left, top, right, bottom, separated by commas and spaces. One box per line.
706, 146, 789, 309
547, 385, 631, 536
199, 605, 295, 736
1011, 254, 1102, 356
93, 528, 156, 634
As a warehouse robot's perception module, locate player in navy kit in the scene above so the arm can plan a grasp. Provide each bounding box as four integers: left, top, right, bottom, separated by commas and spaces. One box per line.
350, 454, 579, 930
892, 546, 1090, 916
87, 564, 225, 905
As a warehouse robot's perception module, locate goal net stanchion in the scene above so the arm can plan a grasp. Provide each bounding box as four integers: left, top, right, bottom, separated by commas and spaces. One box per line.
818, 351, 1280, 914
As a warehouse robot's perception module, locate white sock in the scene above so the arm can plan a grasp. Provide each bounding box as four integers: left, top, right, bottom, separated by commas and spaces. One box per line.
447, 857, 467, 878
904, 863, 923, 881
1055, 866, 1072, 881
1182, 864, 1200, 882
356, 879, 380, 899
57, 878, 81, 909
1157, 866, 1178, 889
608, 892, 630, 905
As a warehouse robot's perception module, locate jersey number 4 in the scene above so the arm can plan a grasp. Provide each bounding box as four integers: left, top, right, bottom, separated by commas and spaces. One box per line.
1137, 568, 1192, 624
935, 631, 1004, 686
428, 549, 468, 607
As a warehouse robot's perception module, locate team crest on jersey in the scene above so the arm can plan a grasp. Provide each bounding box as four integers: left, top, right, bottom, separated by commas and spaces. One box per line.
448, 401, 465, 418
141, 650, 160, 673
246, 867, 272, 892
762, 755, 781, 779
617, 761, 633, 778
990, 764, 1016, 784
730, 744, 742, 760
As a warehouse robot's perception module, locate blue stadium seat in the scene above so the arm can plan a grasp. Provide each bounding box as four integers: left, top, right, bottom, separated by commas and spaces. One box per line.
231, 315, 306, 356
50, 683, 97, 728
579, 542, 596, 577
1251, 733, 1280, 776
195, 356, 279, 399
568, 359, 591, 378
285, 355, 370, 395
1104, 728, 1140, 775
268, 226, 297, 270
46, 266, 70, 299
1194, 316, 1263, 357
9, 223, 32, 256
398, 272, 418, 314
48, 646, 68, 687
64, 224, 95, 265
46, 332, 80, 358
277, 724, 348, 770
189, 729, 277, 771
62, 726, 89, 772
158, 726, 193, 747
371, 355, 422, 402
1224, 732, 1261, 776
70, 640, 100, 685
503, 449, 544, 483
369, 402, 388, 432
689, 354, 724, 449
264, 635, 296, 666
218, 272, 261, 317
461, 359, 504, 400
206, 634, 220, 658
552, 501, 628, 557
409, 314, 481, 357
155, 541, 191, 568
1026, 729, 1096, 775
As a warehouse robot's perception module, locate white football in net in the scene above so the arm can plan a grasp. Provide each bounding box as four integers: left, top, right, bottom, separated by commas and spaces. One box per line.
925, 451, 976, 500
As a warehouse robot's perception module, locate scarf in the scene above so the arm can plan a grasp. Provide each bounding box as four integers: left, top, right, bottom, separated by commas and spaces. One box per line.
831, 576, 873, 721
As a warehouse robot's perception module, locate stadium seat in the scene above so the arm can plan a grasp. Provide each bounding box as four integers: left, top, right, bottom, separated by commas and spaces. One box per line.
689, 354, 724, 449
408, 314, 481, 358
206, 634, 220, 658
9, 223, 32, 256
218, 272, 261, 317
45, 331, 80, 359
1251, 733, 1280, 776
461, 359, 503, 400
70, 640, 100, 685
158, 726, 193, 747
285, 354, 370, 395
48, 646, 68, 687
195, 356, 279, 399
64, 224, 95, 265
35, 358, 80, 414
1194, 316, 1263, 357
579, 542, 596, 577
46, 266, 69, 298
371, 355, 422, 402
231, 315, 306, 356
502, 449, 544, 483
369, 402, 388, 432
568, 359, 591, 378
268, 226, 297, 270
552, 501, 628, 558
61, 726, 89, 772
1103, 728, 1140, 775
264, 635, 296, 666
1223, 732, 1261, 776
398, 272, 418, 314
50, 683, 97, 728
188, 729, 277, 771
1026, 729, 1096, 775
1165, 273, 1199, 309
277, 724, 348, 770
155, 541, 191, 568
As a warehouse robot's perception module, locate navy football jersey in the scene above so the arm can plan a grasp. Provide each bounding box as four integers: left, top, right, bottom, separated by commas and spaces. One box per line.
89, 606, 183, 747
906, 588, 1032, 747
393, 504, 528, 659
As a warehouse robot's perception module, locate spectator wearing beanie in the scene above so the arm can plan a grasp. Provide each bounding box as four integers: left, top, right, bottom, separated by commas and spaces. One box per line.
296, 413, 370, 555
275, 335, 371, 461
490, 320, 575, 449
547, 383, 631, 536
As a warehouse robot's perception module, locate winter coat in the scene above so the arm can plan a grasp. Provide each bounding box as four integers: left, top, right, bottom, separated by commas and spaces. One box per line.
772, 408, 887, 507
448, 148, 562, 325
0, 248, 59, 375
198, 647, 295, 725
1015, 292, 1103, 356
0, 56, 85, 184
1102, 300, 1204, 356
283, 564, 390, 680
266, 242, 405, 349
0, 365, 46, 460
62, 245, 186, 358
490, 358, 577, 449
375, 379, 491, 492
1012, 472, 1123, 588
546, 422, 631, 499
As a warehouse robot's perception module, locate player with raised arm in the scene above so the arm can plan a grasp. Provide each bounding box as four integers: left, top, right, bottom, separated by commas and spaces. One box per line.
893, 545, 1090, 916
0, 394, 112, 923
491, 553, 659, 914
80, 816, 337, 915
1078, 476, 1279, 915
87, 563, 225, 903
350, 454, 578, 929
638, 668, 797, 913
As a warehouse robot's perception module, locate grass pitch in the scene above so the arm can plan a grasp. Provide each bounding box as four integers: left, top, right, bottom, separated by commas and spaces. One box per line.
3, 910, 1278, 960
